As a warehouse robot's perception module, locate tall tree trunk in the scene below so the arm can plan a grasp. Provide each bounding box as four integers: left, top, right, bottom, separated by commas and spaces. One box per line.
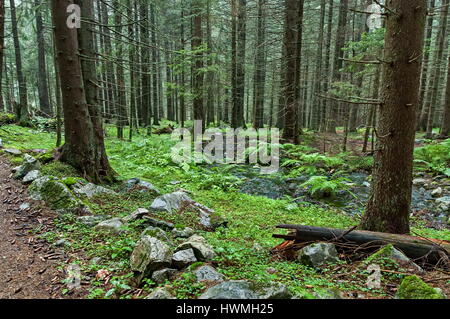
9, 0, 29, 124
360, 0, 426, 234
424, 0, 449, 138
113, 0, 127, 139
416, 0, 436, 130
441, 54, 450, 136
232, 0, 246, 128
150, 4, 160, 126
192, 0, 204, 131
327, 0, 348, 133
320, 0, 334, 132
127, 0, 136, 141
281, 0, 302, 144
0, 0, 4, 111
52, 0, 115, 183
35, 0, 51, 117
140, 3, 151, 129
252, 0, 266, 129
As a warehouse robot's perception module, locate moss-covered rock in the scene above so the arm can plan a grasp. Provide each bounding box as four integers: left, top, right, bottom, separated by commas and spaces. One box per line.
13, 154, 40, 180
29, 176, 82, 211
364, 244, 423, 273
396, 275, 446, 299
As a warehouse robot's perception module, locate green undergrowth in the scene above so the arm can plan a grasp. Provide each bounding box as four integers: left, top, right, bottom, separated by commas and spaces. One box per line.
1, 124, 449, 299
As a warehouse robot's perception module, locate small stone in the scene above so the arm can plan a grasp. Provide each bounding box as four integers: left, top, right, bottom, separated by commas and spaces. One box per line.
194, 265, 224, 282
142, 216, 175, 231
151, 268, 178, 284
121, 178, 160, 194
266, 267, 277, 274
431, 187, 443, 198
90, 257, 102, 265
172, 227, 194, 238
13, 154, 40, 180
413, 178, 427, 186
94, 218, 125, 234
145, 287, 175, 299
199, 281, 259, 299
364, 244, 423, 274
4, 148, 21, 155
141, 226, 170, 242
313, 288, 345, 299
22, 170, 40, 184
19, 203, 30, 211
176, 235, 216, 262
54, 239, 70, 247
77, 215, 107, 227
297, 243, 339, 267
172, 248, 197, 269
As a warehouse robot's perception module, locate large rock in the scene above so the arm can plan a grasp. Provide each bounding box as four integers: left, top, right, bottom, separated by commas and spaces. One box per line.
22, 170, 41, 184
94, 218, 125, 234
194, 265, 224, 283
151, 268, 178, 284
73, 183, 115, 198
364, 244, 423, 274
172, 248, 197, 269
28, 176, 82, 211
172, 227, 195, 238
130, 236, 172, 279
176, 235, 216, 261
123, 208, 150, 222
140, 226, 170, 242
150, 191, 226, 230
13, 154, 40, 180
145, 287, 175, 299
199, 281, 260, 299
141, 216, 175, 231
396, 275, 446, 299
313, 288, 345, 299
121, 178, 160, 194
297, 243, 339, 267
259, 284, 293, 299
435, 196, 450, 214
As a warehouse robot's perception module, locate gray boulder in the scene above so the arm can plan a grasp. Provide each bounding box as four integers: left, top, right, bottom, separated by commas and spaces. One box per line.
364, 244, 424, 274
259, 284, 293, 299
151, 268, 178, 284
150, 191, 226, 230
94, 218, 125, 234
73, 183, 115, 198
431, 187, 443, 198
172, 227, 195, 238
145, 287, 175, 299
13, 154, 40, 180
130, 236, 172, 279
77, 215, 108, 227
4, 148, 21, 155
141, 216, 175, 231
121, 178, 160, 194
435, 196, 450, 214
141, 226, 170, 242
194, 265, 224, 283
297, 243, 339, 267
22, 170, 41, 184
176, 235, 216, 262
123, 208, 150, 222
172, 248, 197, 269
199, 281, 259, 299
28, 176, 82, 211
313, 288, 345, 299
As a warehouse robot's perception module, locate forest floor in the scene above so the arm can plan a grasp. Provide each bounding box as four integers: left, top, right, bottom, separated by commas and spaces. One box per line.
0, 155, 68, 298
0, 121, 449, 299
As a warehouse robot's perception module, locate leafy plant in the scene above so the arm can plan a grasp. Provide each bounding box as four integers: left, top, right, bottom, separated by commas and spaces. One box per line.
300, 176, 355, 199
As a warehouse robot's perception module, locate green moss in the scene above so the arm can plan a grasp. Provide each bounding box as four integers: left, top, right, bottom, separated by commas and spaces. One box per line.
36, 150, 54, 164
41, 162, 80, 179
0, 113, 16, 125
62, 177, 87, 186
364, 244, 396, 265
29, 177, 81, 210
396, 276, 445, 299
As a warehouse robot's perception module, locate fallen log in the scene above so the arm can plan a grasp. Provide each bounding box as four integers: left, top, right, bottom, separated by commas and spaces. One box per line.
273, 225, 450, 266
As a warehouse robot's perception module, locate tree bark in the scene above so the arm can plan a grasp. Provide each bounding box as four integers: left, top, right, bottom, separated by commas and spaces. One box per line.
252, 0, 266, 129
52, 0, 115, 183
441, 54, 450, 136
360, 0, 426, 234
192, 0, 204, 131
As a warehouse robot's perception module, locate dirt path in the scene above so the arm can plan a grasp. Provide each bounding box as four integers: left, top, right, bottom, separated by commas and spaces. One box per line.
0, 155, 66, 299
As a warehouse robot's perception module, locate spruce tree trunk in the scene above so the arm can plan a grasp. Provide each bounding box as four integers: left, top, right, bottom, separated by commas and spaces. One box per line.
52, 0, 115, 183
0, 0, 4, 111
35, 0, 51, 117
320, 0, 334, 132
252, 0, 266, 129
9, 0, 29, 124
192, 0, 204, 131
441, 54, 450, 136
360, 0, 426, 234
